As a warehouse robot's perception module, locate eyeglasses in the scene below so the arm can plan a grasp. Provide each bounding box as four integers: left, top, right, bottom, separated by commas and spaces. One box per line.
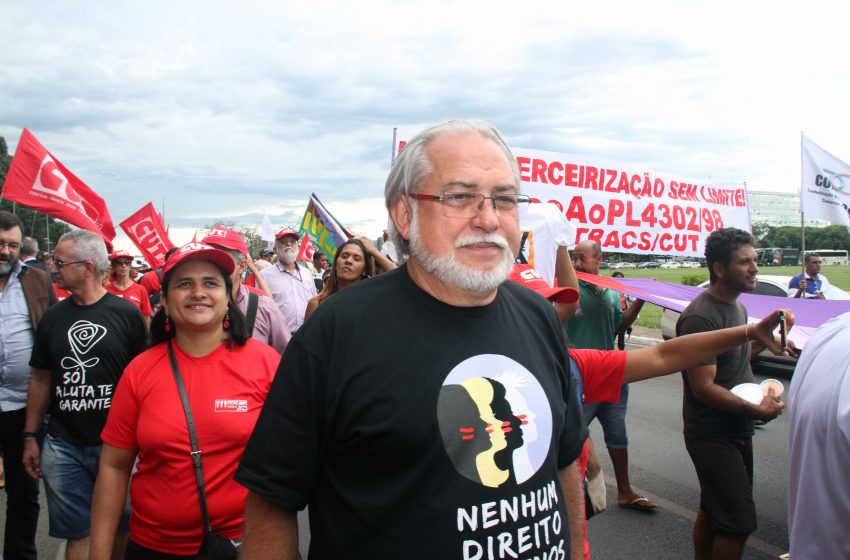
52, 258, 89, 270
113, 260, 132, 267
0, 242, 21, 251
408, 192, 531, 220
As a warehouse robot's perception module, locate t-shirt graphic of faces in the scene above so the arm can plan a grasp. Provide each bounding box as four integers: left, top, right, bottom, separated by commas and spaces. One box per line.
438, 354, 553, 488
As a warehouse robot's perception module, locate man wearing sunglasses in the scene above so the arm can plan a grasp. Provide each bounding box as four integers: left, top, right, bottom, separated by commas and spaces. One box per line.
238, 120, 587, 560
105, 250, 152, 328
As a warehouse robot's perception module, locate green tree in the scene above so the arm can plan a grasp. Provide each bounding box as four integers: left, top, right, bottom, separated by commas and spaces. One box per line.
201, 222, 266, 259
752, 222, 774, 245
0, 135, 69, 251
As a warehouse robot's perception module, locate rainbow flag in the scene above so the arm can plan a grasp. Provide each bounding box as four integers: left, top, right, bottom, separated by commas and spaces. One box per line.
298, 193, 352, 260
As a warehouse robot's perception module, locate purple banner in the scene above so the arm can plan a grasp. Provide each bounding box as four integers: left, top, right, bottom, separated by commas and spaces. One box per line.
601, 277, 850, 330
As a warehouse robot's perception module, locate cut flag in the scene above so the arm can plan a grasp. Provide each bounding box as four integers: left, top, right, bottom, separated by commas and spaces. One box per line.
1, 128, 117, 245
119, 203, 174, 268
801, 134, 850, 232
298, 193, 352, 260
297, 233, 316, 262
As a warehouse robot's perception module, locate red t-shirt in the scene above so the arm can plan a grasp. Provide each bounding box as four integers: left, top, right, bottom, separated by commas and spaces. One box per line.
101, 339, 280, 554
53, 282, 72, 300
568, 348, 627, 560
138, 271, 161, 297
105, 281, 153, 317
569, 348, 627, 405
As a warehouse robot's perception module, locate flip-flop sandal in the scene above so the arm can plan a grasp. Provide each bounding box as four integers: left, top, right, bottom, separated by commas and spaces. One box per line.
619, 497, 657, 511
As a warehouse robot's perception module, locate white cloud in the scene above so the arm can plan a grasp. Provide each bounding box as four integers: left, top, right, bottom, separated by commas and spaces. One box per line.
2, 0, 850, 243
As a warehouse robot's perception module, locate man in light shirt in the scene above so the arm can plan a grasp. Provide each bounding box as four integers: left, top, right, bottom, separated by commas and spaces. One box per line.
0, 211, 57, 559
260, 228, 317, 333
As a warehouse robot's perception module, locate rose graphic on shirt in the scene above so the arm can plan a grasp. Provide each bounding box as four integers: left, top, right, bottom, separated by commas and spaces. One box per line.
68, 321, 107, 354
60, 320, 107, 376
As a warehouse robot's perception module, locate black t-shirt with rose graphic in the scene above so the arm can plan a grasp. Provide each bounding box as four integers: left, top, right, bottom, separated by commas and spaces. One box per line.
30, 292, 147, 445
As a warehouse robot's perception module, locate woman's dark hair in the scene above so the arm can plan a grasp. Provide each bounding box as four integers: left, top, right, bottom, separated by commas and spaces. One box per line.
318, 239, 375, 300
150, 262, 249, 347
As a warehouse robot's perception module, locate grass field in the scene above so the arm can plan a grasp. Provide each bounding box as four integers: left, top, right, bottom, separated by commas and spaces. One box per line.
606, 264, 850, 329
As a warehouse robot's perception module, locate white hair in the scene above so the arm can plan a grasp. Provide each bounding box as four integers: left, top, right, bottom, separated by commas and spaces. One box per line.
385, 119, 520, 256
59, 229, 109, 275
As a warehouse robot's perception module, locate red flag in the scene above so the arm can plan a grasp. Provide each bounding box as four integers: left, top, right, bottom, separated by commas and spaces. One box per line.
297, 233, 316, 262
119, 203, 175, 268
1, 129, 116, 243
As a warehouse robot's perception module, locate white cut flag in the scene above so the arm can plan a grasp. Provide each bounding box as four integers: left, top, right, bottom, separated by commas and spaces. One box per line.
261, 210, 275, 249
801, 134, 850, 232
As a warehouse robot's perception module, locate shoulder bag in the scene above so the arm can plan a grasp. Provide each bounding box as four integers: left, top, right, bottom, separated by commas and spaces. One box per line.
168, 341, 239, 560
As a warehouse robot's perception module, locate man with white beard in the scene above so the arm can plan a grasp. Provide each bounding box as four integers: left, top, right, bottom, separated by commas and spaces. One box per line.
260, 228, 317, 333
237, 120, 588, 560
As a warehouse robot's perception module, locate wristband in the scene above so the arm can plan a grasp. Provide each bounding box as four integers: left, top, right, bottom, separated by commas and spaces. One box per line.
22, 431, 39, 439
744, 324, 751, 342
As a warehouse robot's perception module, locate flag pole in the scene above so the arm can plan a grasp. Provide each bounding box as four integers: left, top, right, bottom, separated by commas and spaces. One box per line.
799, 132, 806, 273
800, 213, 806, 274
391, 128, 398, 165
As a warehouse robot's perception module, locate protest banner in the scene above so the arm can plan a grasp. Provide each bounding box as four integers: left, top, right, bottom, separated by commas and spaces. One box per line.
298, 193, 352, 260
1, 128, 117, 244
393, 132, 751, 257
801, 134, 850, 233
119, 202, 174, 268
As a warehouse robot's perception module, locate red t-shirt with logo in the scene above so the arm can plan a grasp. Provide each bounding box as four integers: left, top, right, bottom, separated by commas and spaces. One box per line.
101, 339, 280, 554
105, 281, 153, 317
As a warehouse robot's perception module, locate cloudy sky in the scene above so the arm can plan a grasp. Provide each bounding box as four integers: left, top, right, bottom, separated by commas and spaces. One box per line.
2, 1, 849, 248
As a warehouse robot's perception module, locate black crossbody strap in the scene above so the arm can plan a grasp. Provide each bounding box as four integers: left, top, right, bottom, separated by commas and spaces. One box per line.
245, 292, 259, 337
168, 341, 213, 533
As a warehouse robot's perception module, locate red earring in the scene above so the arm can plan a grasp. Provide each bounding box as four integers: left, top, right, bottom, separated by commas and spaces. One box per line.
223, 312, 231, 330
164, 315, 171, 332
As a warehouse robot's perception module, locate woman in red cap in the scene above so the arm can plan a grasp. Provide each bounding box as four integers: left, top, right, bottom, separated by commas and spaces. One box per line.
89, 243, 281, 559
106, 250, 153, 328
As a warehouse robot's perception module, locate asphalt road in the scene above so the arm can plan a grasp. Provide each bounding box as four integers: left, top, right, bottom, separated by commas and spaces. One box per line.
1, 337, 791, 559
584, 338, 791, 560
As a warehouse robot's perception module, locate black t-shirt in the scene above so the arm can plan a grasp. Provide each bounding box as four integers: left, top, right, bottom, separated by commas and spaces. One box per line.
30, 292, 147, 445
676, 290, 754, 439
236, 266, 587, 560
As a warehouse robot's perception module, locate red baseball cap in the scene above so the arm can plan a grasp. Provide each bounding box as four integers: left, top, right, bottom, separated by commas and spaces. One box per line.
109, 250, 133, 262
275, 227, 300, 241
201, 225, 248, 256
162, 243, 235, 277
508, 264, 579, 303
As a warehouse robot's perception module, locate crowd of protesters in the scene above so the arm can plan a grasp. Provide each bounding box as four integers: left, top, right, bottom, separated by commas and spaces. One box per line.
0, 118, 843, 560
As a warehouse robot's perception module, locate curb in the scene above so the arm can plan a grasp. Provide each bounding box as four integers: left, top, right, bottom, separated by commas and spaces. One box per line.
626, 335, 662, 347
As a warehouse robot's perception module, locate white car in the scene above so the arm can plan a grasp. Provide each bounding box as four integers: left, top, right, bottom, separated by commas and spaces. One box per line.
660, 275, 850, 374
615, 262, 636, 269
680, 261, 702, 268
659, 261, 680, 269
